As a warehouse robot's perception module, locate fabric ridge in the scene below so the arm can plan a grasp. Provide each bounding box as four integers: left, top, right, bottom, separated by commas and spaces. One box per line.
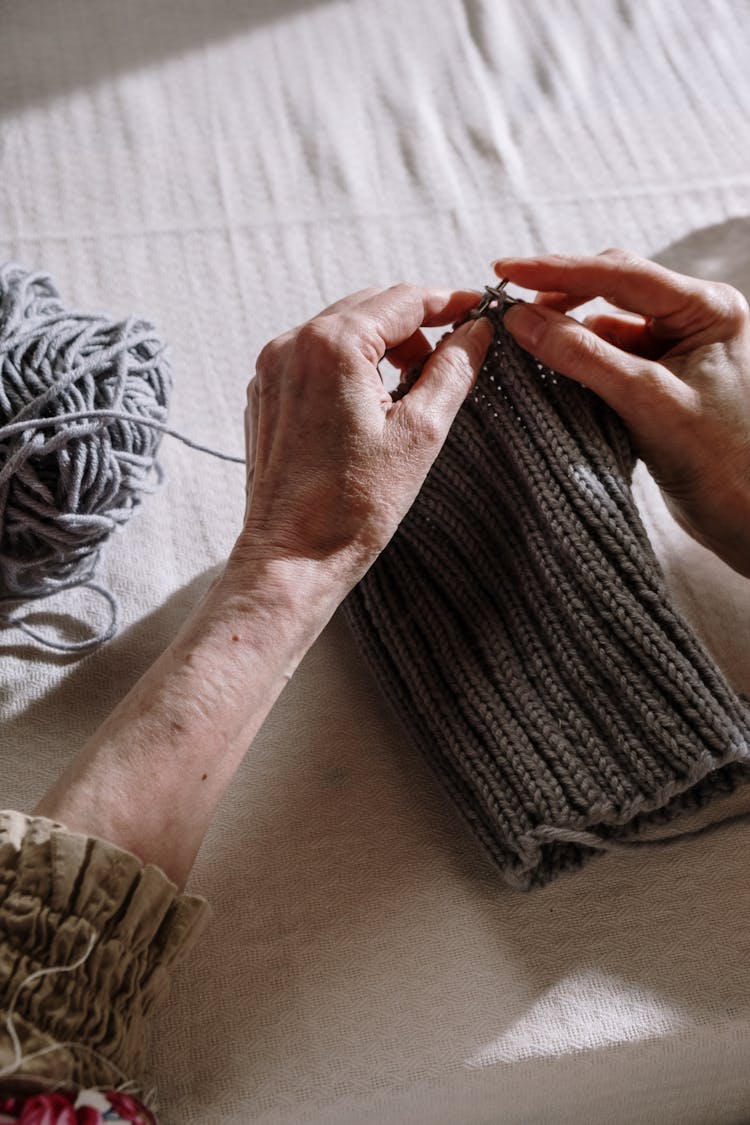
344, 300, 750, 889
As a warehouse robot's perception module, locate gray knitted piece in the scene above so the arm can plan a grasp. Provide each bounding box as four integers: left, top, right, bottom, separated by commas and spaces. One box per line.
343, 299, 750, 889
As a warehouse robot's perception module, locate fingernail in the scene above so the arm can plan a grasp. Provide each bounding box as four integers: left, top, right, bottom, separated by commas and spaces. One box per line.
492, 258, 516, 273
502, 302, 551, 347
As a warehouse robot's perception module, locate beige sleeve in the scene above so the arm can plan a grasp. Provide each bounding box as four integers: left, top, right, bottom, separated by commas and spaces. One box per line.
0, 810, 209, 1093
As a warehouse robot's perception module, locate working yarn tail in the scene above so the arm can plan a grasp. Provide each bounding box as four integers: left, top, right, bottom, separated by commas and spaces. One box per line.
343, 296, 750, 889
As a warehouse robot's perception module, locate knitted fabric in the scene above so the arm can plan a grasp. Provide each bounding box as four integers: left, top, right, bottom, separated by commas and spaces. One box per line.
343, 298, 750, 890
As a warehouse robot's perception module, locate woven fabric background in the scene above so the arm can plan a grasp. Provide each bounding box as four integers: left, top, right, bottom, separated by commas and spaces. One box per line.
1, 2, 750, 1121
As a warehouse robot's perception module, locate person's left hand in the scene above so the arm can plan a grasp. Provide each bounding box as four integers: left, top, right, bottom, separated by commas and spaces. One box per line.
495, 250, 750, 577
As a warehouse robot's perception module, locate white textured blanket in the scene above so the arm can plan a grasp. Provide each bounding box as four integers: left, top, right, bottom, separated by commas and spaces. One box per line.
2, 1, 750, 1121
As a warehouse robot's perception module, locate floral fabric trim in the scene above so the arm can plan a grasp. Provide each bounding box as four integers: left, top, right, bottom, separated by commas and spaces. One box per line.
0, 1089, 157, 1123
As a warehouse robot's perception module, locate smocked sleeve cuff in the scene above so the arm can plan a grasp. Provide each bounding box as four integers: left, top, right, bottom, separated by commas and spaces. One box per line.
0, 810, 209, 1093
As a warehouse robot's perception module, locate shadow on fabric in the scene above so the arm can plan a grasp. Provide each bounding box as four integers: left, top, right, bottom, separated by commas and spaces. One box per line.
0, 0, 334, 119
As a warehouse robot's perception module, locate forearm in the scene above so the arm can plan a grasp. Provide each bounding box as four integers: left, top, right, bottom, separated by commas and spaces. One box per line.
34, 551, 348, 887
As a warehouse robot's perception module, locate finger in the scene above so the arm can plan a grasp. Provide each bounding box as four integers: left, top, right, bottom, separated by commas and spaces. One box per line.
402, 316, 493, 422
315, 287, 382, 318
493, 250, 742, 336
383, 328, 433, 374
502, 302, 684, 425
256, 289, 386, 369
534, 290, 597, 313
319, 285, 481, 328
583, 313, 666, 359
346, 285, 483, 357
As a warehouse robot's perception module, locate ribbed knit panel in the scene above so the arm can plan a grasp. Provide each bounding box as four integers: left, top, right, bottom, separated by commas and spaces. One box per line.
344, 308, 750, 889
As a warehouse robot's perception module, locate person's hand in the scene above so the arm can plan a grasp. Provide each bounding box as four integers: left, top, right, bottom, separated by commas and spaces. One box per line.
494, 249, 750, 578
237, 284, 493, 586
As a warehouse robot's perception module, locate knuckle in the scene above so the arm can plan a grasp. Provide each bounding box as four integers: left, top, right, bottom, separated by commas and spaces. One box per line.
335, 311, 381, 365
296, 316, 340, 357
255, 338, 281, 375
631, 363, 672, 407
349, 285, 380, 302
385, 281, 414, 300
557, 324, 608, 370
433, 339, 476, 389
449, 347, 478, 392
708, 282, 749, 329
599, 246, 643, 272
380, 282, 421, 323
416, 408, 445, 446
255, 327, 298, 375
383, 282, 420, 320
297, 315, 330, 341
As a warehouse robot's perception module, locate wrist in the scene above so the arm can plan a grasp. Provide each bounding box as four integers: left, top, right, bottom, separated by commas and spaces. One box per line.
163, 546, 352, 702
221, 535, 362, 619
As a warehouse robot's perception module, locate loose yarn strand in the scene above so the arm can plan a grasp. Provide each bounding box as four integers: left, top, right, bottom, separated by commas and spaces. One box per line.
0, 933, 99, 1080
0, 409, 244, 469
0, 581, 120, 653
0, 933, 127, 1087
0, 931, 159, 1112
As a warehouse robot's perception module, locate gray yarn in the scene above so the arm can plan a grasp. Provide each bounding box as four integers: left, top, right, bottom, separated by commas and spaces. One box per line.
0, 582, 121, 653
0, 263, 172, 605
0, 264, 243, 652
343, 291, 750, 889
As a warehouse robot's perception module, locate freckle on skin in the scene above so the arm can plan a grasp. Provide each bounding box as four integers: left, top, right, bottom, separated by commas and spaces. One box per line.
231, 634, 240, 643
185, 653, 193, 663
171, 721, 183, 733
201, 773, 208, 781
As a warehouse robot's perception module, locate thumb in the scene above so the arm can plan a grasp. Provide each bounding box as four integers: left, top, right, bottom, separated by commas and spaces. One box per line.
403, 316, 493, 427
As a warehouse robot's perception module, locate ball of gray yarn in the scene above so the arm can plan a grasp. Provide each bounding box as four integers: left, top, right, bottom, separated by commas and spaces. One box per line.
0, 263, 172, 598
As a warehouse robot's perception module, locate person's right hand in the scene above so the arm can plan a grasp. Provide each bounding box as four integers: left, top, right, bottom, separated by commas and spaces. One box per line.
495, 249, 750, 578
235, 284, 492, 589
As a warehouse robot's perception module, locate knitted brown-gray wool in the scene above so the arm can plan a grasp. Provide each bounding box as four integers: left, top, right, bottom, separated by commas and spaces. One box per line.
343, 294, 750, 890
